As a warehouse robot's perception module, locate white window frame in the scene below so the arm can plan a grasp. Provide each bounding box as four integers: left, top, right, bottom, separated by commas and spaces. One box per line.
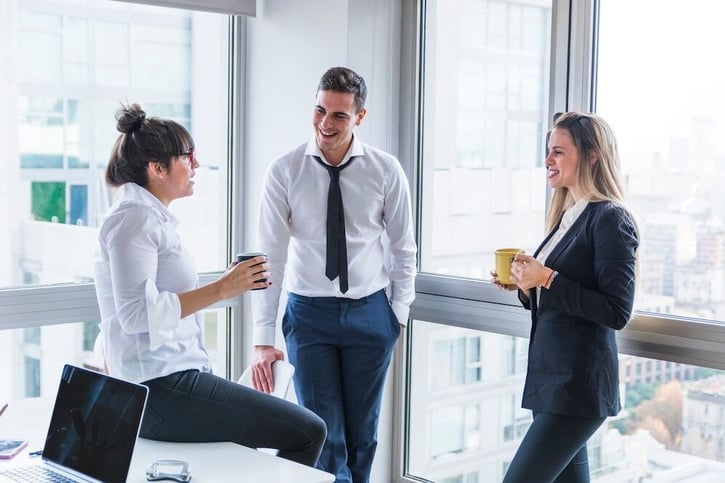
0, 2, 252, 381
392, 0, 725, 482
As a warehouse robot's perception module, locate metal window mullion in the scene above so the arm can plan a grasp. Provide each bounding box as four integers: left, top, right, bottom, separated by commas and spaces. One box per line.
564, 0, 597, 111
227, 14, 247, 381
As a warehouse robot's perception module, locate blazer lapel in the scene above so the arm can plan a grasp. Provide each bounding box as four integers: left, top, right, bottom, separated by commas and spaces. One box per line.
543, 204, 590, 269
529, 222, 561, 320
528, 204, 592, 321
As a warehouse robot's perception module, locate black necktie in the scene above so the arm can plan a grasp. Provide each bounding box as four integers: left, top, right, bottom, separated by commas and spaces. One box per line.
315, 157, 354, 293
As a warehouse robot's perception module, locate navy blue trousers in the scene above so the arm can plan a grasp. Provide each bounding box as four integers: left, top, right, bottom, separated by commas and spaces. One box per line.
140, 369, 326, 467
502, 411, 606, 483
283, 289, 400, 483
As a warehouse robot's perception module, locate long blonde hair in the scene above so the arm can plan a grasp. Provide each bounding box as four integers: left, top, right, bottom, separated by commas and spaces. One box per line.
546, 112, 626, 232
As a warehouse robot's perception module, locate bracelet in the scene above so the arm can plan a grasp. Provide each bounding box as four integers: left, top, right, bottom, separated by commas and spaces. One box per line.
544, 270, 558, 289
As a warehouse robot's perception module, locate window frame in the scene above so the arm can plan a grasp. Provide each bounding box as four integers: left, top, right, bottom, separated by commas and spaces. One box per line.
394, 0, 725, 482
0, 3, 250, 382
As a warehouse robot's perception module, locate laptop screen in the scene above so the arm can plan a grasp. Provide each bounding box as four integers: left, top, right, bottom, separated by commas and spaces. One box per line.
42, 365, 148, 483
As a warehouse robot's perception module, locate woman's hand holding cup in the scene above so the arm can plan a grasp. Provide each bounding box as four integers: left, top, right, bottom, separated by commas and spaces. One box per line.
492, 248, 523, 290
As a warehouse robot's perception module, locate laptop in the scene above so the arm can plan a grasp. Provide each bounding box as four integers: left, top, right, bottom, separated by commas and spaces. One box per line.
0, 364, 148, 483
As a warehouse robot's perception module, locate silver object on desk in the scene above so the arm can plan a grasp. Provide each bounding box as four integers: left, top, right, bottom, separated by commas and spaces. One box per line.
146, 459, 191, 482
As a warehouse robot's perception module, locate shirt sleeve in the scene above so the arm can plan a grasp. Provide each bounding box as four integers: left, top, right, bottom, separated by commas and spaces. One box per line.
383, 159, 418, 325
104, 207, 183, 350
252, 159, 292, 346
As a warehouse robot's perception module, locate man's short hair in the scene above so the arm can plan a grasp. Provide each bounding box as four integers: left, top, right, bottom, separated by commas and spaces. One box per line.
317, 67, 367, 113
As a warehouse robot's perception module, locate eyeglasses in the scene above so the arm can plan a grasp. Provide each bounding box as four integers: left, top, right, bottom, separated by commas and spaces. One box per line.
181, 147, 195, 167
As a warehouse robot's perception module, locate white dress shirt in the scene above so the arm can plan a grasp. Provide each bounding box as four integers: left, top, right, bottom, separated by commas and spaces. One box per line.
252, 137, 417, 346
94, 182, 210, 383
536, 199, 589, 265
535, 198, 589, 302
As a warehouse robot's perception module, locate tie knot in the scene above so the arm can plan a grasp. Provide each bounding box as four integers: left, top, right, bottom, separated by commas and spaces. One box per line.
315, 157, 353, 176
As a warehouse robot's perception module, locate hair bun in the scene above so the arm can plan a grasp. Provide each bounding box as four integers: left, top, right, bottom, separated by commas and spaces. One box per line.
115, 103, 147, 134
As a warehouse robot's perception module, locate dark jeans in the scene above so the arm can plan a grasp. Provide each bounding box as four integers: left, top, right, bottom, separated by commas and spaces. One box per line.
502, 411, 606, 483
283, 289, 400, 483
140, 369, 326, 467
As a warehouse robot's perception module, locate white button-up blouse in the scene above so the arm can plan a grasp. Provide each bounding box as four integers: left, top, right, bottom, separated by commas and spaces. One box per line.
94, 183, 210, 383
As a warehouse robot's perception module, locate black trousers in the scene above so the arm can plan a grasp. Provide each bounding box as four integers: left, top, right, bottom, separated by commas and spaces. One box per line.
140, 369, 327, 467
502, 411, 606, 483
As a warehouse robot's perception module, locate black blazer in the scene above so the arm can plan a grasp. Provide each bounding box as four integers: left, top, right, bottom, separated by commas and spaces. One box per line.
519, 201, 639, 417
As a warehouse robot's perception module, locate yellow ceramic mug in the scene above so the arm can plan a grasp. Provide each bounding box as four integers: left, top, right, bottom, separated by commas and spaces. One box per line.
495, 248, 524, 284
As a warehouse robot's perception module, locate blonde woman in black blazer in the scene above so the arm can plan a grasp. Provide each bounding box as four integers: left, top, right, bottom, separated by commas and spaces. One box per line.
499, 112, 639, 483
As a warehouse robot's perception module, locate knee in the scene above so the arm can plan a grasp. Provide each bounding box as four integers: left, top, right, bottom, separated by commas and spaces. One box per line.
310, 412, 327, 444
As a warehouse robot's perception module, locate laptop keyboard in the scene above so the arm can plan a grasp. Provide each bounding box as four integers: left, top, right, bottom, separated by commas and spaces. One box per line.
0, 465, 78, 482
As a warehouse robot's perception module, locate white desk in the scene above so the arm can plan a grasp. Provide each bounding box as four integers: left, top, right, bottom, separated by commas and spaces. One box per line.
0, 398, 334, 483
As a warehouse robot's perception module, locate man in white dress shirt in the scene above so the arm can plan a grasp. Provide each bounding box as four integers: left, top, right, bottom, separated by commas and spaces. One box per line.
250, 67, 417, 483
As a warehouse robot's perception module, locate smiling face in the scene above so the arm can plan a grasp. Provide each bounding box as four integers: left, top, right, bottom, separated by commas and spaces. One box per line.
312, 90, 366, 166
545, 127, 583, 201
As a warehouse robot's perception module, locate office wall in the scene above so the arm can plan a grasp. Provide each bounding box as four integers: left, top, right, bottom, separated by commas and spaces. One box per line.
244, 1, 403, 481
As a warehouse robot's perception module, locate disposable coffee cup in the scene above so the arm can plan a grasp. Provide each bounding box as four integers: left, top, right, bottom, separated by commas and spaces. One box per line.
236, 252, 268, 290
495, 248, 523, 284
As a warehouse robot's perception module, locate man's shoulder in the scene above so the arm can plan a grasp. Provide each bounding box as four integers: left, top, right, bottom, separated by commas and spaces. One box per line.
356, 141, 401, 170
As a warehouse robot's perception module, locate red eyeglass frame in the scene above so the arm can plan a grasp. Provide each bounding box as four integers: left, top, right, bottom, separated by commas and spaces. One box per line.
182, 147, 195, 166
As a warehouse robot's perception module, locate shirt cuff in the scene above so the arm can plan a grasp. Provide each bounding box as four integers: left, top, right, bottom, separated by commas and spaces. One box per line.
145, 279, 182, 350
253, 325, 277, 347
391, 300, 410, 327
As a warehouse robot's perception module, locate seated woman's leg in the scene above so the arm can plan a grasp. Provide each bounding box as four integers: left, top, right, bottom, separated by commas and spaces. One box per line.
140, 369, 326, 466
502, 412, 605, 483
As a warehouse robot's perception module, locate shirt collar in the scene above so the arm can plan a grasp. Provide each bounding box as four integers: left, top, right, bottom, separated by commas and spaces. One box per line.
305, 135, 364, 167
120, 182, 179, 226
561, 198, 589, 230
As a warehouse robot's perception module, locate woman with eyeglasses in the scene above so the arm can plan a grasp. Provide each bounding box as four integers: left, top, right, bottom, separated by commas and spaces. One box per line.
93, 103, 326, 466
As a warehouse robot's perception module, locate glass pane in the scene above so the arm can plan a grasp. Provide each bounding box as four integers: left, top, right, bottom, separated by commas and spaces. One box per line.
595, 356, 725, 480
419, 0, 553, 279
407, 320, 530, 482
0, 1, 233, 401
407, 320, 725, 481
0, 311, 227, 401
597, 0, 725, 324
1, 0, 230, 289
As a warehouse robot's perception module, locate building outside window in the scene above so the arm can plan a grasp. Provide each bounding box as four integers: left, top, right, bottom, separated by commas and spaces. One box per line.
406, 0, 725, 481
0, 0, 230, 402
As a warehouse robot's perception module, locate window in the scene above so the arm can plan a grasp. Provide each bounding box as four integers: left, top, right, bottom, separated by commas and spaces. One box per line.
430, 404, 480, 459
5, 0, 229, 289
0, 0, 233, 400
431, 334, 482, 389
502, 395, 530, 442
407, 320, 530, 482
405, 0, 725, 482
417, 0, 552, 280
597, 0, 725, 326
591, 0, 725, 476
439, 473, 478, 483
405, 1, 553, 480
24, 356, 41, 398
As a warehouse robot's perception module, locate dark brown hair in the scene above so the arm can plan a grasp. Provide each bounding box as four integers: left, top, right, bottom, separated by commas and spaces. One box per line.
317, 67, 367, 113
105, 103, 194, 187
